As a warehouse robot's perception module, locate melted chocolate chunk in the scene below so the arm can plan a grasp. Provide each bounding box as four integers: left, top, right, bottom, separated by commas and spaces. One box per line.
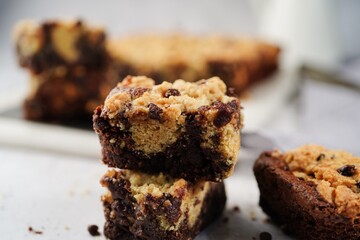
316, 153, 325, 161
129, 87, 149, 99
87, 225, 101, 236
165, 88, 181, 98
148, 103, 164, 122
212, 101, 234, 128
259, 232, 272, 240
337, 165, 356, 177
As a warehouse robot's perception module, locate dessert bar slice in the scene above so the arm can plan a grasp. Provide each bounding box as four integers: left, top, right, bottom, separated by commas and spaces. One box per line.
101, 169, 226, 240
93, 76, 242, 181
14, 19, 108, 73
23, 66, 114, 122
253, 145, 360, 240
108, 34, 280, 94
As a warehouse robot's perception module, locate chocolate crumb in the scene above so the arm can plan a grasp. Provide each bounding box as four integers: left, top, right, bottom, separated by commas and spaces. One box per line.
337, 165, 356, 177
222, 217, 229, 223
87, 224, 101, 236
148, 103, 164, 122
165, 88, 180, 98
259, 232, 272, 240
233, 206, 240, 212
28, 226, 43, 235
226, 87, 237, 97
316, 153, 325, 161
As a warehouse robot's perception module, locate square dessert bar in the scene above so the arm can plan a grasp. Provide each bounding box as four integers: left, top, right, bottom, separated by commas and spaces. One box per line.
93, 76, 242, 181
254, 145, 360, 240
101, 169, 226, 240
23, 66, 115, 122
108, 34, 280, 94
14, 19, 108, 73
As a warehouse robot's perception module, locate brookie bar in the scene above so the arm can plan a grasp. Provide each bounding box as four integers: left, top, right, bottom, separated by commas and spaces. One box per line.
253, 145, 360, 240
93, 76, 242, 182
101, 169, 226, 240
14, 19, 108, 73
108, 34, 280, 95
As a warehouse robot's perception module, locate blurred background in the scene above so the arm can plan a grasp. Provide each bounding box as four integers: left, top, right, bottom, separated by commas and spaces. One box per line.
1, 0, 360, 239
1, 0, 360, 153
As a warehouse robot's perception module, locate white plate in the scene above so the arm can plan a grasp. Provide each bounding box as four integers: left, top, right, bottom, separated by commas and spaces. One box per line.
0, 67, 298, 158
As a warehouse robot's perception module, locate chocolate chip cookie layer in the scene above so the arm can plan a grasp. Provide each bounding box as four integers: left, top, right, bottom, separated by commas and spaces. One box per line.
93, 76, 242, 182
101, 169, 226, 240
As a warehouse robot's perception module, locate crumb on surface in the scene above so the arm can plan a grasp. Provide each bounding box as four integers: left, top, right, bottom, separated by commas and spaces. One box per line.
259, 231, 272, 240
28, 226, 43, 235
232, 206, 240, 212
87, 224, 101, 237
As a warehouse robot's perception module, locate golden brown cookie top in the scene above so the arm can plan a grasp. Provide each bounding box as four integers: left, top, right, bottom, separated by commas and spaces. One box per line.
14, 19, 105, 68
104, 76, 239, 124
274, 145, 360, 218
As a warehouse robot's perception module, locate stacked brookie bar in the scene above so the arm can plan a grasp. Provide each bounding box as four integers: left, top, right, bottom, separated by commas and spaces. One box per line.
93, 76, 243, 239
14, 19, 115, 122
14, 19, 279, 124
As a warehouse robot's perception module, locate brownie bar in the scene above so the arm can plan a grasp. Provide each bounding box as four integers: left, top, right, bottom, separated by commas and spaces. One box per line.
23, 65, 116, 122
93, 76, 242, 182
108, 34, 280, 94
253, 146, 360, 240
101, 169, 226, 240
14, 19, 108, 73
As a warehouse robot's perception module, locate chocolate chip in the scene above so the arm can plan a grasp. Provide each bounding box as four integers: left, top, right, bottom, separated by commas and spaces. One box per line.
337, 165, 356, 177
316, 153, 325, 161
165, 88, 181, 98
233, 206, 240, 212
228, 99, 239, 111
259, 232, 272, 240
212, 101, 234, 128
356, 181, 360, 189
148, 103, 164, 122
87, 225, 100, 236
129, 87, 149, 99
226, 87, 237, 97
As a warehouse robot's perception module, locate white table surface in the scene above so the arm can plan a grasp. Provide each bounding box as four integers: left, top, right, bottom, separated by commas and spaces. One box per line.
0, 146, 293, 240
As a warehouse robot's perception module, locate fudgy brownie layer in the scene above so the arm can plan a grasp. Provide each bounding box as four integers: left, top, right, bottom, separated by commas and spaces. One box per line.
108, 34, 280, 95
101, 170, 226, 240
24, 66, 115, 122
14, 19, 108, 73
253, 151, 360, 240
93, 76, 242, 182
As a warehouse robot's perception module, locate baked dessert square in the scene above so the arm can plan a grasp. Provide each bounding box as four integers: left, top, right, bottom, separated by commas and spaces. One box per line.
14, 19, 117, 122
14, 19, 108, 73
23, 66, 115, 122
101, 169, 226, 240
253, 145, 360, 240
108, 34, 280, 95
93, 76, 242, 181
